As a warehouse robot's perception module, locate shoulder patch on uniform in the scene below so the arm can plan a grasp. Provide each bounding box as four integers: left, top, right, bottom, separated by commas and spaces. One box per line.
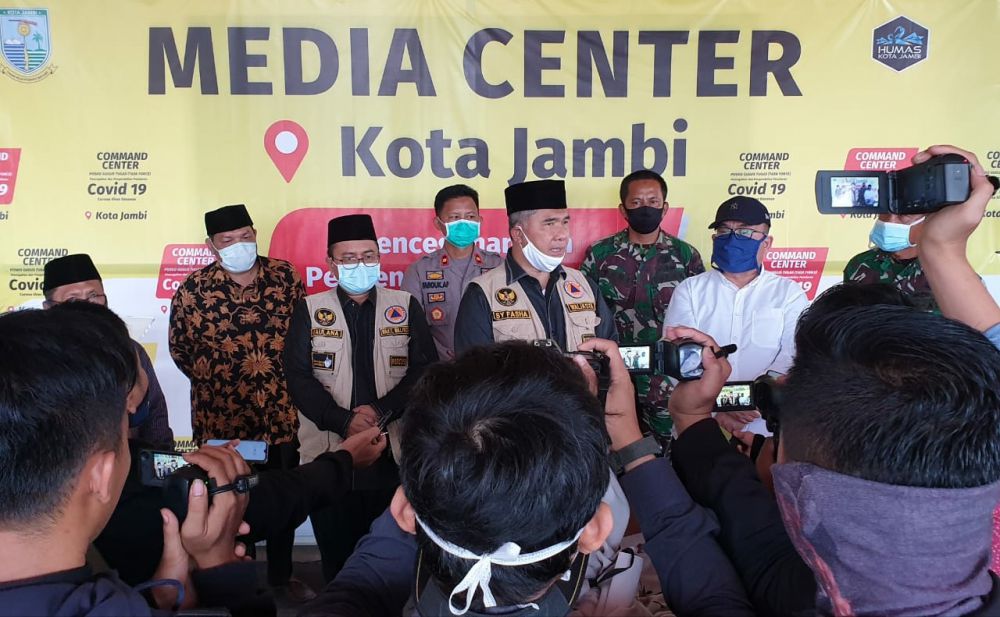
385, 305, 407, 324
564, 281, 585, 299
426, 271, 444, 280
314, 308, 336, 326
430, 307, 445, 321
496, 288, 518, 306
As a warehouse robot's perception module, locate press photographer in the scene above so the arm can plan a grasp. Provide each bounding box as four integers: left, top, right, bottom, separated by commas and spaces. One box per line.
664, 144, 1000, 616
0, 303, 274, 616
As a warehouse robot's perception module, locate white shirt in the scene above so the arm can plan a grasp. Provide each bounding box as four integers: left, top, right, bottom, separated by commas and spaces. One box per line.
663, 268, 808, 381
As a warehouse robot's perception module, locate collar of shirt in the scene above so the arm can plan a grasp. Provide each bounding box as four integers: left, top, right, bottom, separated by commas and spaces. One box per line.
438, 247, 485, 269
337, 284, 377, 307
503, 252, 566, 286
709, 267, 768, 292
875, 250, 920, 270
612, 227, 673, 253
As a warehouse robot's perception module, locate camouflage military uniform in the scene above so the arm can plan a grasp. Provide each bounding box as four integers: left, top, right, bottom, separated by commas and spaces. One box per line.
843, 249, 938, 312
581, 229, 705, 436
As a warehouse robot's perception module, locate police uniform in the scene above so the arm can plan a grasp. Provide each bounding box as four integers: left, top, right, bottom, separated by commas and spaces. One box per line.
401, 246, 502, 359
284, 213, 438, 581
453, 180, 617, 353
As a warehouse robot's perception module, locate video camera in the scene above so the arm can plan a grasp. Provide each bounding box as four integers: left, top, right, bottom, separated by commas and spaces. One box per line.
138, 449, 258, 522
532, 338, 610, 401
619, 339, 737, 381
814, 153, 988, 215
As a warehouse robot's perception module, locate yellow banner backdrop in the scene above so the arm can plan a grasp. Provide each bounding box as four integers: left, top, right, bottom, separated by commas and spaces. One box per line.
2, 0, 999, 435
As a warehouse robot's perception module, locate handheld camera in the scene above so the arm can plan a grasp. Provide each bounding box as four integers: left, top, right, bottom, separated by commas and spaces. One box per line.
815, 153, 973, 215
619, 339, 737, 381
138, 449, 257, 522
532, 338, 610, 401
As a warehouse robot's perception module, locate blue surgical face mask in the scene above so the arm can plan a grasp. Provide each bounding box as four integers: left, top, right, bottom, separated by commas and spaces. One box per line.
442, 219, 480, 249
337, 263, 381, 294
712, 234, 764, 274
869, 218, 924, 253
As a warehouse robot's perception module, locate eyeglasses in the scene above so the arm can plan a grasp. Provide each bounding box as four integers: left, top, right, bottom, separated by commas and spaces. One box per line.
713, 227, 767, 241
332, 254, 380, 269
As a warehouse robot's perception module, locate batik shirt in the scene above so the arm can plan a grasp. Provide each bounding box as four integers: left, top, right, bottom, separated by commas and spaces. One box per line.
168, 257, 306, 445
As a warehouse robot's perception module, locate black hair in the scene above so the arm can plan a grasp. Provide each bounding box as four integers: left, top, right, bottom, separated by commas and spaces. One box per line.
782, 304, 1000, 488
619, 170, 667, 204
796, 282, 912, 338
434, 184, 480, 216
0, 303, 137, 528
401, 342, 610, 609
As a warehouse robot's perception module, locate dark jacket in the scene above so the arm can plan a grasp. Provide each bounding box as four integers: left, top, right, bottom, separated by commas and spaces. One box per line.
671, 418, 1000, 617
96, 438, 354, 585
0, 562, 272, 617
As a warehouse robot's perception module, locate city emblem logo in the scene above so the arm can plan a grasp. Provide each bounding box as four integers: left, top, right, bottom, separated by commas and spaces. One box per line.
0, 8, 56, 82
872, 16, 928, 72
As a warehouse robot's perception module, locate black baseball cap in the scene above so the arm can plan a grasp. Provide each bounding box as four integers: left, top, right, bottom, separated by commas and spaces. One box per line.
708, 196, 771, 229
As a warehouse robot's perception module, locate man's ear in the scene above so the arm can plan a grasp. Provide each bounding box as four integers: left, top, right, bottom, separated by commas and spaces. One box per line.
433, 216, 447, 235
577, 502, 614, 554
390, 486, 417, 535
87, 450, 119, 504
618, 204, 628, 223
205, 237, 219, 257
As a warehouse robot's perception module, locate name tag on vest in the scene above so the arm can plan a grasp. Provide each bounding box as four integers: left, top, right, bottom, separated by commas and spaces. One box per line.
567, 302, 596, 313
311, 328, 344, 338
312, 352, 335, 371
379, 326, 410, 336
389, 356, 408, 367
492, 309, 532, 321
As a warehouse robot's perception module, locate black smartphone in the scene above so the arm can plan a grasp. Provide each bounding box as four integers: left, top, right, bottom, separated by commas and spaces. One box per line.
715, 381, 755, 412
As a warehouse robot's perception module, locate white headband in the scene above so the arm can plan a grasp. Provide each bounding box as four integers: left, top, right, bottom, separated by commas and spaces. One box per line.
415, 515, 585, 615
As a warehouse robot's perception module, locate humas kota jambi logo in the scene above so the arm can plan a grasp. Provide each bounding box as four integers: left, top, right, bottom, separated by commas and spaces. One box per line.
873, 16, 928, 72
0, 8, 55, 82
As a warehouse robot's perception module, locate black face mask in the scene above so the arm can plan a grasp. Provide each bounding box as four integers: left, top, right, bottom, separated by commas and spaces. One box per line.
625, 206, 664, 235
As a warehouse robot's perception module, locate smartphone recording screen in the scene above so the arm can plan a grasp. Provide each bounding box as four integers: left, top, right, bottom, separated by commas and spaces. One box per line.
830, 176, 879, 209
619, 345, 650, 371
152, 452, 186, 480
717, 383, 752, 407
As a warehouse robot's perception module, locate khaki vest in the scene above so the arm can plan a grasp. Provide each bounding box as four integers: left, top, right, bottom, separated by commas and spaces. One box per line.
298, 287, 412, 464
472, 266, 599, 351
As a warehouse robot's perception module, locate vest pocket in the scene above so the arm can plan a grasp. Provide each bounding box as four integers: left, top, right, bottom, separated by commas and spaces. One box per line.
311, 335, 345, 372
383, 336, 410, 379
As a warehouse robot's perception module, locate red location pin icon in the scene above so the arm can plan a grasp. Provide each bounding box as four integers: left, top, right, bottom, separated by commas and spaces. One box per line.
160, 305, 168, 314
264, 120, 309, 183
